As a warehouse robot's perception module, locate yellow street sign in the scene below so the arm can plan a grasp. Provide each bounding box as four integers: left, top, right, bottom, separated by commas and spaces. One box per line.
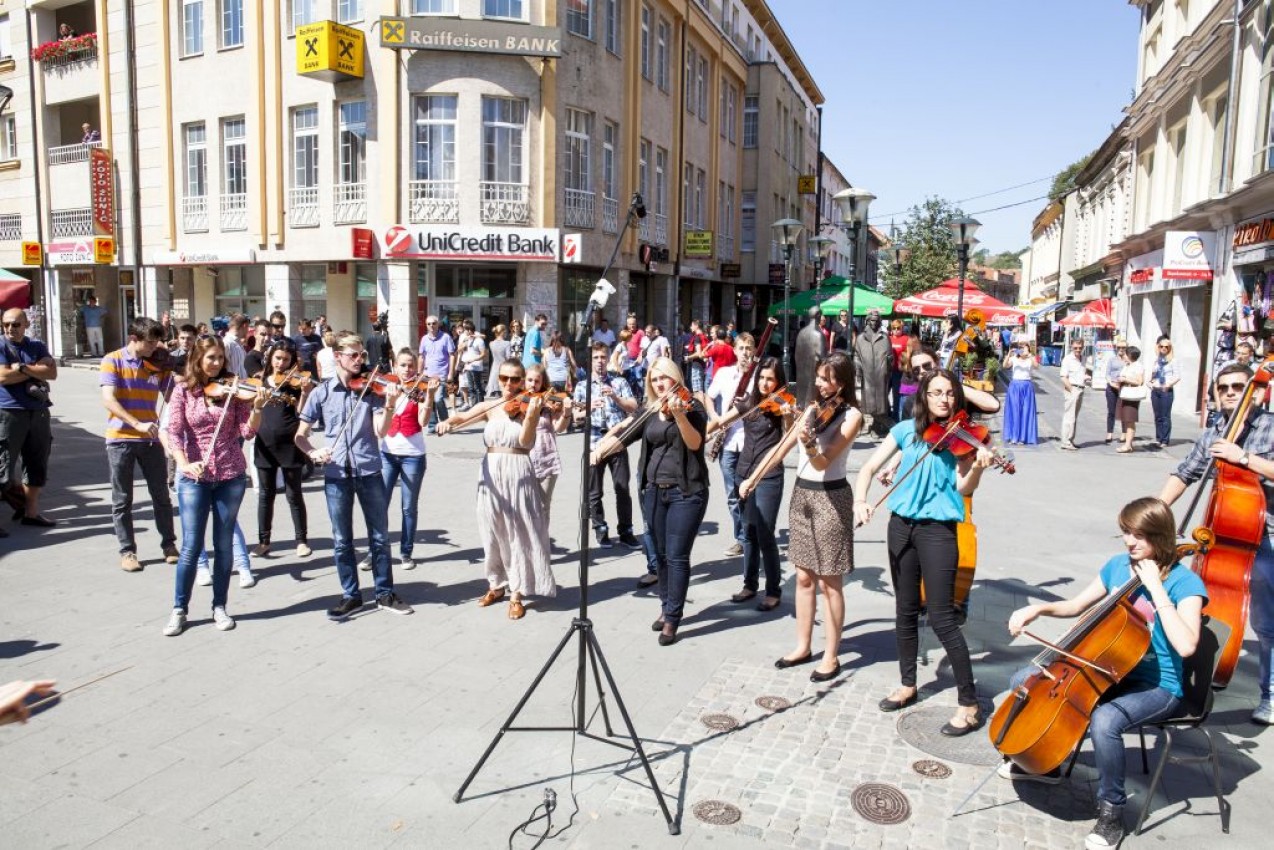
94, 237, 115, 264
797, 175, 816, 194
296, 21, 365, 81
21, 241, 41, 266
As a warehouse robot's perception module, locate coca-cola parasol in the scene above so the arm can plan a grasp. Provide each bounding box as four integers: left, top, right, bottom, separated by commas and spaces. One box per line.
892, 278, 1025, 325
1057, 298, 1115, 328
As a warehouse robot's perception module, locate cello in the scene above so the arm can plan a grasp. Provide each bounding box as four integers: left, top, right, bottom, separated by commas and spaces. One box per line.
1176, 354, 1274, 686
989, 529, 1213, 774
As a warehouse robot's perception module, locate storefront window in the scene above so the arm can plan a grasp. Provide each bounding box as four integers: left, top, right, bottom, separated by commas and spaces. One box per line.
300, 263, 327, 322
559, 268, 599, 362
355, 262, 378, 340
213, 266, 265, 318
435, 265, 516, 298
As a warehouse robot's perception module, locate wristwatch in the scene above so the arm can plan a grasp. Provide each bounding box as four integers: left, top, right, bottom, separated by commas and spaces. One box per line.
1239, 452, 1251, 467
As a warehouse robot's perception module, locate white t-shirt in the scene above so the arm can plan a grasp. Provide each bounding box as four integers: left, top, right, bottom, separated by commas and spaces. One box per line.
706, 364, 751, 453
592, 327, 617, 347
645, 335, 670, 364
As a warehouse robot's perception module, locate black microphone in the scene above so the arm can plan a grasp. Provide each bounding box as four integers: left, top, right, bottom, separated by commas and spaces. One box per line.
631, 192, 647, 219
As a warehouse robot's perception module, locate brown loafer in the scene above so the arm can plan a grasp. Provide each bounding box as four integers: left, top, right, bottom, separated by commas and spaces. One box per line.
508, 599, 526, 620
477, 588, 506, 607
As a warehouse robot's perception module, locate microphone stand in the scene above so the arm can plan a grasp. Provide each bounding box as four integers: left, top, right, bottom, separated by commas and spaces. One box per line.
454, 195, 679, 835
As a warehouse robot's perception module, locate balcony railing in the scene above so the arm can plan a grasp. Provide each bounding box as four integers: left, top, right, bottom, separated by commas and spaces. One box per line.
639, 216, 652, 242
409, 180, 458, 223
717, 234, 735, 259
481, 181, 530, 225
654, 213, 668, 246
288, 187, 320, 228
0, 213, 21, 241
182, 196, 208, 233
50, 208, 92, 238
564, 188, 595, 229
333, 183, 366, 225
35, 35, 98, 71
601, 196, 619, 234
220, 193, 247, 231
48, 140, 101, 165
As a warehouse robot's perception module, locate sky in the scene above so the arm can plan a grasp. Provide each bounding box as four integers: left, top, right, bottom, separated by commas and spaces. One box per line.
774, 0, 1143, 256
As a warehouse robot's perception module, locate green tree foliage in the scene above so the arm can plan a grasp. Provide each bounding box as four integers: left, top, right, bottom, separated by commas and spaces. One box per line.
1049, 152, 1093, 201
988, 250, 1024, 270
879, 196, 966, 299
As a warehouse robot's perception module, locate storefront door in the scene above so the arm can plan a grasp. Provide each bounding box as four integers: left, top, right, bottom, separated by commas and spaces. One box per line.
119, 283, 137, 345
436, 300, 513, 337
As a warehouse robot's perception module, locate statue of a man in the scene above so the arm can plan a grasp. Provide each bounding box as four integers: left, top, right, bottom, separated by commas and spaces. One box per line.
794, 306, 827, 406
854, 309, 893, 434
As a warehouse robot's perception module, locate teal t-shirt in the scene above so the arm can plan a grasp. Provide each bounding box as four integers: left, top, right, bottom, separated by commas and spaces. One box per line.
1098, 554, 1208, 698
885, 419, 964, 522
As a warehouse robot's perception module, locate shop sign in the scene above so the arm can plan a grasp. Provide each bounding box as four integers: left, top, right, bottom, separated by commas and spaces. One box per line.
1125, 249, 1162, 294
152, 248, 257, 265
1162, 230, 1214, 281
351, 227, 376, 259
379, 16, 561, 57
684, 231, 713, 258
768, 263, 784, 285
1233, 217, 1274, 250
561, 233, 582, 264
46, 239, 93, 266
720, 262, 741, 279
94, 237, 115, 264
378, 225, 561, 262
21, 241, 41, 266
296, 21, 365, 81
738, 292, 754, 310
797, 175, 816, 194
90, 147, 114, 236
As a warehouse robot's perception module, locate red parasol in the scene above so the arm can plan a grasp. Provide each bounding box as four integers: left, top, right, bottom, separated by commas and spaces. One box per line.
1057, 298, 1115, 328
892, 278, 1025, 325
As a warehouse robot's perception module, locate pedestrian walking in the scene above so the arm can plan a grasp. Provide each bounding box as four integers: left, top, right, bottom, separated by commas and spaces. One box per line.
1149, 335, 1180, 448
251, 339, 311, 559
485, 324, 510, 398
1002, 341, 1039, 445
1116, 346, 1146, 453
1103, 338, 1127, 444
377, 349, 434, 572
1058, 339, 1088, 450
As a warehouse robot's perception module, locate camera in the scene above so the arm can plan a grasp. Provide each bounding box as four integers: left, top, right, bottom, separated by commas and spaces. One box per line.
371, 310, 390, 334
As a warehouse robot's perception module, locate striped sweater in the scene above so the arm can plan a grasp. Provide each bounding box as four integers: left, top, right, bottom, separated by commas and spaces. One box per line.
100, 347, 171, 442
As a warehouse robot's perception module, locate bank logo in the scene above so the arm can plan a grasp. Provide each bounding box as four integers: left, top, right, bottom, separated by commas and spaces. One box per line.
562, 233, 581, 264
383, 226, 413, 256
1181, 235, 1205, 259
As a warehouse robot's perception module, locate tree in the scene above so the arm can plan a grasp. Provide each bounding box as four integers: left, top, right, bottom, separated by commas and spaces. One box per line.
878, 196, 966, 299
988, 250, 1023, 270
1049, 152, 1093, 201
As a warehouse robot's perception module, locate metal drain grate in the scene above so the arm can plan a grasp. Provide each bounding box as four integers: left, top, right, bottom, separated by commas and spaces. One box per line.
700, 712, 740, 731
754, 695, 791, 711
849, 783, 911, 825
692, 799, 742, 825
912, 759, 952, 778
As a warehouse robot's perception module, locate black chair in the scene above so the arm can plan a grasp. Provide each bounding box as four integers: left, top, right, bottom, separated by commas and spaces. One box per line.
1131, 615, 1231, 835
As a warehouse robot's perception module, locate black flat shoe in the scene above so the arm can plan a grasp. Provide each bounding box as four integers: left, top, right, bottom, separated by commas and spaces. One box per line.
774, 653, 814, 670
810, 663, 841, 683
756, 597, 781, 612
940, 715, 984, 737
658, 629, 678, 646
651, 618, 666, 632
730, 589, 757, 603
878, 692, 918, 712
20, 515, 56, 528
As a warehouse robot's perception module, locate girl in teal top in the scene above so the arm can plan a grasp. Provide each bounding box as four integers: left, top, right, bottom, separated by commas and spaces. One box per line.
854, 368, 995, 738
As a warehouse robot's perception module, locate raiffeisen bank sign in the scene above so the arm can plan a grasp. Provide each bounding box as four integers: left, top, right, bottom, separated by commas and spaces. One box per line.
378, 16, 562, 58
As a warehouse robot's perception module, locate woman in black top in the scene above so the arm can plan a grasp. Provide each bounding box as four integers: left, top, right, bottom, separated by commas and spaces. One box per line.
707, 357, 795, 611
251, 339, 312, 558
591, 356, 708, 646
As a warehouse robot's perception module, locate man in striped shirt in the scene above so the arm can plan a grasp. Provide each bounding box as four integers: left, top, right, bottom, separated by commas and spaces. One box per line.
100, 317, 178, 572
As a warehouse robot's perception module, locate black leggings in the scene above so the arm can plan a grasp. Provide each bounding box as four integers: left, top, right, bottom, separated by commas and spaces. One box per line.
257, 465, 307, 545
887, 514, 977, 707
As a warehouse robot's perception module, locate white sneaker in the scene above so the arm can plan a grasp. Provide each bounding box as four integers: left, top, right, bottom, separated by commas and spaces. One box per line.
162, 609, 186, 637
296, 542, 313, 558
1253, 701, 1272, 725
358, 554, 373, 571
996, 760, 1060, 784
195, 568, 213, 586
212, 606, 236, 631
399, 556, 417, 571
239, 570, 257, 589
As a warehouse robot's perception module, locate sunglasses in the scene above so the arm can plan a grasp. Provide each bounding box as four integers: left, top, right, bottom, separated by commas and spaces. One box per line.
914, 362, 936, 373
272, 324, 286, 330
497, 374, 523, 383
1217, 382, 1248, 393
338, 351, 366, 359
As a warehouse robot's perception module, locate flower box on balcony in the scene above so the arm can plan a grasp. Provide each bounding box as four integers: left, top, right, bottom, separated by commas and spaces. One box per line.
31, 33, 98, 64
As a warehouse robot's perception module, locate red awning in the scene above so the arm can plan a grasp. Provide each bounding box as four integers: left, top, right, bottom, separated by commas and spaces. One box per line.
892, 278, 1025, 325
0, 278, 32, 310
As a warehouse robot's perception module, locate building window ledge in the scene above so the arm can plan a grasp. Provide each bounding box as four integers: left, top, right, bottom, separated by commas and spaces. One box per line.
0, 159, 20, 172
0, 58, 15, 73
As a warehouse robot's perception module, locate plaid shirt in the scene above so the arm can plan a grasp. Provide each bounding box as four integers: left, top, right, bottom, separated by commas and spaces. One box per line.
1173, 408, 1274, 531
574, 373, 633, 448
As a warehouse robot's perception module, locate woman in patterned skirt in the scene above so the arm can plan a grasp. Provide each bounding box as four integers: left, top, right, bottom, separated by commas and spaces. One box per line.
741, 352, 862, 682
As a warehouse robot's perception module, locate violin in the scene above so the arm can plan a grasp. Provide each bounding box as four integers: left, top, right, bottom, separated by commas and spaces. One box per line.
757, 389, 798, 416
348, 372, 403, 397
502, 390, 570, 418
142, 348, 174, 377
203, 376, 271, 403
660, 385, 694, 414
921, 409, 1016, 474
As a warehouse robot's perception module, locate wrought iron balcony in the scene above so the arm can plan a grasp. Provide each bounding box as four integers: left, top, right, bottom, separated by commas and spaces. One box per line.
602, 196, 619, 234
409, 180, 458, 223
654, 213, 668, 246
288, 187, 320, 228
333, 183, 366, 225
181, 196, 208, 233
563, 188, 595, 229
50, 207, 92, 238
480, 181, 530, 225
220, 193, 247, 231
47, 140, 101, 165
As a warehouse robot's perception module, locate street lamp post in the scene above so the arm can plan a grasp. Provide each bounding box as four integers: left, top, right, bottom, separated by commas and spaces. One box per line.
808, 235, 834, 304
832, 187, 875, 367
947, 216, 982, 329
772, 218, 804, 377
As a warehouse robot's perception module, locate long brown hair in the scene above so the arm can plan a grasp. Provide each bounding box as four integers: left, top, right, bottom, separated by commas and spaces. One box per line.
180, 335, 227, 391
912, 369, 966, 436
1117, 497, 1178, 570
814, 351, 857, 410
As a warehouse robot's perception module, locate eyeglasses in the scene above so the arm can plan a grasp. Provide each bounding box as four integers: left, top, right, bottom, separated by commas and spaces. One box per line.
914, 363, 936, 373
2, 321, 24, 328
272, 324, 285, 331
1157, 344, 1170, 349
926, 390, 957, 399
426, 321, 438, 326
497, 374, 523, 383
337, 351, 366, 360
1217, 382, 1248, 393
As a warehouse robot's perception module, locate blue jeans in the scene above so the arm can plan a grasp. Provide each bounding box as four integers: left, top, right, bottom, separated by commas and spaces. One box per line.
641, 486, 708, 628
427, 394, 449, 433
1151, 387, 1174, 444
1252, 534, 1274, 704
719, 449, 744, 545
743, 473, 784, 597
325, 472, 393, 601
1008, 667, 1180, 805
196, 521, 249, 573
174, 475, 247, 612
381, 452, 426, 559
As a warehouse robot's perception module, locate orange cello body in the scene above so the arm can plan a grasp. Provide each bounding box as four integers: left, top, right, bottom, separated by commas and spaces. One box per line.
919, 495, 977, 619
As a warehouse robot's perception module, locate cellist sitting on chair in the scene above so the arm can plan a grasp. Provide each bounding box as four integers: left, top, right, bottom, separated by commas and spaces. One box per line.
998, 497, 1206, 850
1157, 361, 1274, 726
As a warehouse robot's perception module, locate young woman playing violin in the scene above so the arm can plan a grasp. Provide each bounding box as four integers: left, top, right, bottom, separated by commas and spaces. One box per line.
715, 356, 798, 613
523, 364, 572, 518
162, 335, 268, 637
743, 352, 863, 681
437, 359, 556, 620
591, 357, 708, 646
376, 349, 436, 572
998, 497, 1206, 850
250, 338, 313, 560
854, 368, 995, 736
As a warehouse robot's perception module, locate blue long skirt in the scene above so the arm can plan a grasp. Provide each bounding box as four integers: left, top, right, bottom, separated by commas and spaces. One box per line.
1002, 379, 1038, 444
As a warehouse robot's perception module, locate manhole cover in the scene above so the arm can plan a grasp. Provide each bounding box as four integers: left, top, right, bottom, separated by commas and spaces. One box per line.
700, 712, 740, 731
692, 799, 742, 825
849, 783, 911, 825
912, 759, 952, 778
894, 699, 999, 766
755, 695, 791, 711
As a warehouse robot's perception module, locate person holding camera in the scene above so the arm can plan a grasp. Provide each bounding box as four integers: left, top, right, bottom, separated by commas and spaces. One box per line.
0, 308, 58, 536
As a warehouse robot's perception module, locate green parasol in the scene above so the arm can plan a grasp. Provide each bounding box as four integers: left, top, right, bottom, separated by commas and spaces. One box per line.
767, 277, 893, 318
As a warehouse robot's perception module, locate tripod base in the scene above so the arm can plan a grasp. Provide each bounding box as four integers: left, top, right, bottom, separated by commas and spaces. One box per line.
452, 617, 680, 835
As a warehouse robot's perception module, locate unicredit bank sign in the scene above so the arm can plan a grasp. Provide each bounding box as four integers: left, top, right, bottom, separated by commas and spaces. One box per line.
379, 225, 561, 262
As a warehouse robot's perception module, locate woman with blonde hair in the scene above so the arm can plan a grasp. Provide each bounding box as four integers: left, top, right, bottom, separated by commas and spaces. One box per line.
1149, 335, 1180, 448
590, 357, 709, 646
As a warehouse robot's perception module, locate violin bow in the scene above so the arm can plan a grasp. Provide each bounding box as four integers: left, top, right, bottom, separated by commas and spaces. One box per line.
26, 666, 134, 712
323, 366, 381, 458
200, 375, 241, 481
596, 382, 686, 461
866, 419, 962, 515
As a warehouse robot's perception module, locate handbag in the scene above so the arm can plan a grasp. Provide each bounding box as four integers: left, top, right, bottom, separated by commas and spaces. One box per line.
1119, 383, 1147, 401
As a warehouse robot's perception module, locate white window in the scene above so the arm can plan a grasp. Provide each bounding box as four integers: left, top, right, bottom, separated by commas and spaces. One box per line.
182, 0, 204, 56
718, 180, 726, 235
697, 56, 708, 121
0, 14, 13, 60
656, 18, 671, 92
565, 109, 592, 192
741, 190, 755, 251
414, 95, 457, 181
639, 138, 650, 206
482, 97, 527, 184
220, 0, 243, 48
185, 123, 207, 196
1168, 120, 1187, 213
1, 115, 17, 162
655, 147, 667, 215
743, 95, 758, 148
685, 47, 696, 114
292, 0, 319, 33
222, 117, 247, 195
602, 121, 617, 199
337, 0, 363, 24
338, 101, 366, 184
695, 168, 705, 228
414, 0, 457, 11
293, 106, 319, 189
604, 0, 621, 55
640, 5, 651, 79
484, 0, 524, 20
567, 0, 593, 38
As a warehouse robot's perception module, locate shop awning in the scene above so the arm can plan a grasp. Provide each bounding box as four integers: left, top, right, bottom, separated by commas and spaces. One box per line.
0, 268, 29, 282
1027, 302, 1066, 323
892, 278, 1025, 325
0, 277, 32, 310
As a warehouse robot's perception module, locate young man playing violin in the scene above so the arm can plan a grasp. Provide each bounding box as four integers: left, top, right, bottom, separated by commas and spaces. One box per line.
574, 342, 642, 554
997, 497, 1206, 850
1157, 362, 1274, 725
295, 332, 413, 620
